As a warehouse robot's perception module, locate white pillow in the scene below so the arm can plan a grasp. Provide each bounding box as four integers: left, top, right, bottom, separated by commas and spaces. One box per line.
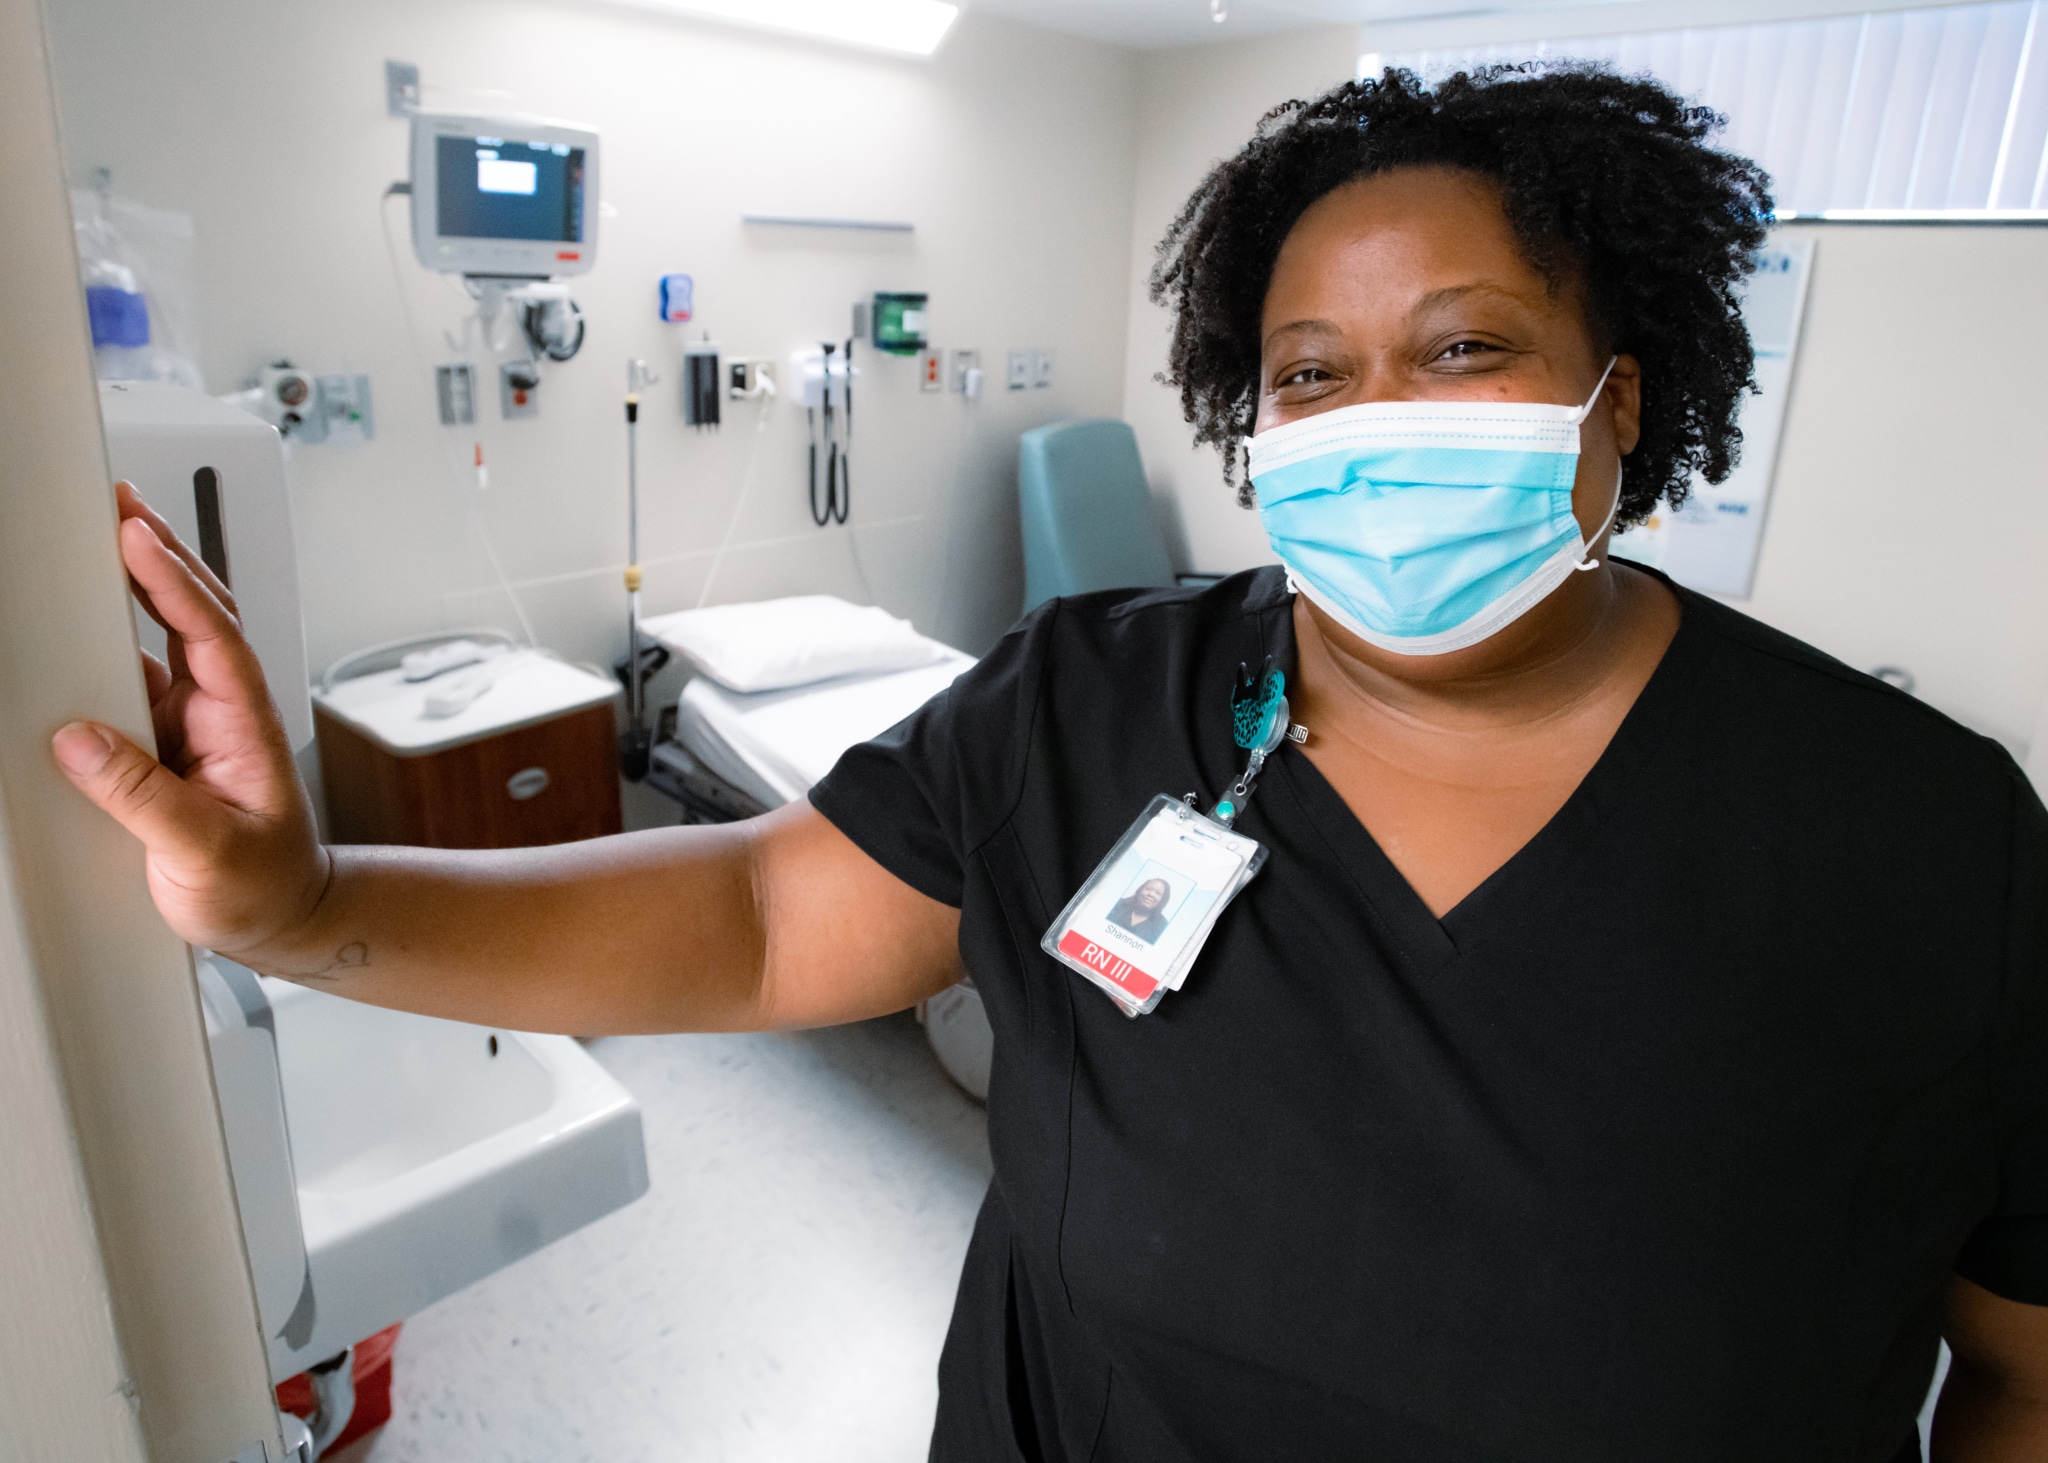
639, 595, 951, 693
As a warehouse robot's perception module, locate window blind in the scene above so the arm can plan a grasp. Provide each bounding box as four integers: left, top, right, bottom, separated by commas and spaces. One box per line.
1366, 2, 2048, 213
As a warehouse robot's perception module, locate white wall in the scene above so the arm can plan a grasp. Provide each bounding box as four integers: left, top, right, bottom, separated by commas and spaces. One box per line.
1119, 27, 1358, 575
45, 0, 1139, 684
1751, 223, 2048, 752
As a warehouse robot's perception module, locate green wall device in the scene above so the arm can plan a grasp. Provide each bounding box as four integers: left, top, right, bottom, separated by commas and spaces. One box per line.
871, 292, 929, 356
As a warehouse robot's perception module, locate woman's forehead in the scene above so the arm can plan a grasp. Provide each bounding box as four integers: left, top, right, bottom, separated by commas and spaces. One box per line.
1263, 169, 1559, 331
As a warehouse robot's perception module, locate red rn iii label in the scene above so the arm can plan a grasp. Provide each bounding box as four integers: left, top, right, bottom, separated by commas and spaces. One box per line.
1058, 931, 1159, 1001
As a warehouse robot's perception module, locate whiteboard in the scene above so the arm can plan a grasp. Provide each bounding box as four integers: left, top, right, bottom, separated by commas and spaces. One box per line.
1608, 234, 1814, 599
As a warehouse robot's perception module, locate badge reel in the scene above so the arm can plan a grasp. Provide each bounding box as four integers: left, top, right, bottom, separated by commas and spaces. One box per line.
1042, 660, 1305, 1017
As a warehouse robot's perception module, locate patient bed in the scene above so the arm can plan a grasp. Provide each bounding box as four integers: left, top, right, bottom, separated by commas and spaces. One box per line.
637, 597, 993, 1098
658, 650, 974, 813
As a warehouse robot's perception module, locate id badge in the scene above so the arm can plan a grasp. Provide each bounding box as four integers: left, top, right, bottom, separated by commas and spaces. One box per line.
1042, 795, 1267, 1017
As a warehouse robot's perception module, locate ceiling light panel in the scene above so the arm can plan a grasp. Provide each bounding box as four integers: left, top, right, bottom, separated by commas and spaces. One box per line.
606, 0, 962, 56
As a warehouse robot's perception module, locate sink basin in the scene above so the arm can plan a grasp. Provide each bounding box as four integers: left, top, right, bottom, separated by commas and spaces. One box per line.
257, 977, 648, 1376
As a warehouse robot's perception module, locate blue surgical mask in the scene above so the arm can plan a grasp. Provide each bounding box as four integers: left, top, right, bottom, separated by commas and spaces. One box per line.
1248, 360, 1619, 656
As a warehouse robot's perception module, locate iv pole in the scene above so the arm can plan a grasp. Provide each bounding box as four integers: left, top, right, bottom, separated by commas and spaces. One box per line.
618, 357, 662, 781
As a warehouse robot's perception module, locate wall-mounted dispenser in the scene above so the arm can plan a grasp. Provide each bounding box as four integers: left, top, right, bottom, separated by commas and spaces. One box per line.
99, 380, 313, 750
683, 336, 721, 428
658, 273, 693, 323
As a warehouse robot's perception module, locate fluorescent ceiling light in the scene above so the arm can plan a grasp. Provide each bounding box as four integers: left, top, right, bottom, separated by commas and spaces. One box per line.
611, 0, 961, 56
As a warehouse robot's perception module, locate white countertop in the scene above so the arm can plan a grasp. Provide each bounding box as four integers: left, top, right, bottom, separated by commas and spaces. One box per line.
312, 650, 619, 755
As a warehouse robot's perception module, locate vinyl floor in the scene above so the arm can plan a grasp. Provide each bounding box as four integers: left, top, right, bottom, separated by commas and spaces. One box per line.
339, 1012, 991, 1463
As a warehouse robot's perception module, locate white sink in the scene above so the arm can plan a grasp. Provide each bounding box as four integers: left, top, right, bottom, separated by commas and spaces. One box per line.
252, 977, 647, 1377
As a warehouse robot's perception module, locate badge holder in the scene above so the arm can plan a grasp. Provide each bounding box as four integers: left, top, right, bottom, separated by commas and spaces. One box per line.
1042, 659, 1304, 1017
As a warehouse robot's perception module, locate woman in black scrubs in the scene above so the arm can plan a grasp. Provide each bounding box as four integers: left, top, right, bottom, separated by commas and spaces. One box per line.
56, 66, 2048, 1463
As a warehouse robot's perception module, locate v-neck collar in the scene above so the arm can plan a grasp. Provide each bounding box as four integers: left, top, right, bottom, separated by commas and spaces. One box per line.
1262, 576, 1710, 966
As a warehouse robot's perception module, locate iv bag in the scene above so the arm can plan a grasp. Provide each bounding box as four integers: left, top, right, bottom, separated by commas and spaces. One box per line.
71, 188, 206, 391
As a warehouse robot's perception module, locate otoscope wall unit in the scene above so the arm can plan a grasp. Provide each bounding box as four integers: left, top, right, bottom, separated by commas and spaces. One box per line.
791, 342, 854, 526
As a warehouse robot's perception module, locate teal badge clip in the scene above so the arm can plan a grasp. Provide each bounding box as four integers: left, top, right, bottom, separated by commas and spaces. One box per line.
1210, 656, 1305, 826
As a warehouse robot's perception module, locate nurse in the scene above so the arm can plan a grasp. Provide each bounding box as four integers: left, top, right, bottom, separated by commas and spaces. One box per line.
53, 65, 2048, 1461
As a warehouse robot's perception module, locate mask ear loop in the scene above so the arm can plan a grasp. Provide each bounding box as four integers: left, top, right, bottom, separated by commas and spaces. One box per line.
1570, 356, 1619, 425
1575, 462, 1625, 572
1572, 356, 1623, 573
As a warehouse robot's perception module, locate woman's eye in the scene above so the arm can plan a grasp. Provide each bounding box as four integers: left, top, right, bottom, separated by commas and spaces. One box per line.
1276, 365, 1333, 388
1435, 340, 1498, 361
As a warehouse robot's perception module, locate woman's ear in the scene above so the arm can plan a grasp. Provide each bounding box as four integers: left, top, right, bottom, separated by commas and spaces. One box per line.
1609, 354, 1643, 456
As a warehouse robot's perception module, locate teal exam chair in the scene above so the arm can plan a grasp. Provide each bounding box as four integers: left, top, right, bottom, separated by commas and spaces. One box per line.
1018, 418, 1220, 613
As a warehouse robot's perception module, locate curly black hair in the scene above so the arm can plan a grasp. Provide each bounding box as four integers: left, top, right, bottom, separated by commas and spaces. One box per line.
1150, 64, 1772, 521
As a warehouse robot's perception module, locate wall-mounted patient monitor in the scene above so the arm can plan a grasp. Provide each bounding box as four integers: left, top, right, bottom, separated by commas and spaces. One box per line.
409, 112, 599, 278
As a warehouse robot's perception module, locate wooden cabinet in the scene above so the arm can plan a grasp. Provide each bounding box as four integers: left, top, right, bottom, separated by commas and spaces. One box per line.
317, 703, 621, 849
313, 651, 623, 850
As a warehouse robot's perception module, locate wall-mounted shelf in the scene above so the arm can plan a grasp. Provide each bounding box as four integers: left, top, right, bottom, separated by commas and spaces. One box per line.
741, 214, 914, 233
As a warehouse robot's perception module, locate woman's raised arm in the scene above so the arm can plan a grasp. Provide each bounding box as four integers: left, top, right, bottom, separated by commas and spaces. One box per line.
52, 484, 960, 1035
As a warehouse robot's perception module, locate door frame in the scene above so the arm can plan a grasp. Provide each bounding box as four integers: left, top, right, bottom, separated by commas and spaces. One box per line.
0, 0, 285, 1457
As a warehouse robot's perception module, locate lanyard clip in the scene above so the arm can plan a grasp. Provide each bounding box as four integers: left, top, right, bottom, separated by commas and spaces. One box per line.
1211, 657, 1300, 826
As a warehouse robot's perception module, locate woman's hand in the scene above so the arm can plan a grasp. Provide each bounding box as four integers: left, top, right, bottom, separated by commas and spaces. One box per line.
51, 482, 329, 962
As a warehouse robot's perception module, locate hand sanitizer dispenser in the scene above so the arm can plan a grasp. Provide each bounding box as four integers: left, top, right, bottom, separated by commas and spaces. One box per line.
97, 380, 313, 751
98, 381, 322, 1385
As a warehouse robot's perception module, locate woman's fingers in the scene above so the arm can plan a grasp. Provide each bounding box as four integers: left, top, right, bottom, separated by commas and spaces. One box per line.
118, 516, 284, 774
141, 647, 173, 704
52, 720, 230, 865
141, 648, 181, 759
118, 518, 263, 703
115, 481, 239, 619
116, 516, 300, 824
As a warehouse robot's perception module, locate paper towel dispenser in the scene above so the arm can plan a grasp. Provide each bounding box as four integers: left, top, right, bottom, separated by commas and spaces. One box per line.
98, 381, 313, 750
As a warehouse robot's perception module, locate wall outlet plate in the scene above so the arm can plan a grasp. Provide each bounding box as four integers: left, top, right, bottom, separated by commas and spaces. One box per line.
436, 363, 475, 426
315, 373, 375, 443
499, 360, 540, 419
1031, 347, 1054, 389
918, 348, 943, 392
1006, 348, 1030, 391
948, 348, 981, 394
385, 60, 420, 117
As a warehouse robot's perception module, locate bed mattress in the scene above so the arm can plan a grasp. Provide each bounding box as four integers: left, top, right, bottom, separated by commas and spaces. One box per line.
673, 650, 976, 808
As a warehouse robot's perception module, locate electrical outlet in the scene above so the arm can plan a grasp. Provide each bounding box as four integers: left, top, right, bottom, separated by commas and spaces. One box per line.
919, 349, 943, 392
1006, 348, 1031, 391
948, 348, 981, 393
500, 360, 540, 419
1031, 347, 1054, 389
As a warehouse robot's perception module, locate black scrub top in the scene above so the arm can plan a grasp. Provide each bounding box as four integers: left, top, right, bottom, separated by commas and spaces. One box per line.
808, 566, 2048, 1463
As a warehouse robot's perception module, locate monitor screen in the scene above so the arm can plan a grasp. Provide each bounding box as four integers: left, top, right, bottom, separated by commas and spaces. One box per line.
435, 135, 585, 243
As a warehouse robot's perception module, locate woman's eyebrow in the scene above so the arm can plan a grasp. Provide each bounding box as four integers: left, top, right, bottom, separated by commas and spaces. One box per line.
1266, 284, 1535, 351
1410, 281, 1535, 317
1262, 317, 1343, 350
